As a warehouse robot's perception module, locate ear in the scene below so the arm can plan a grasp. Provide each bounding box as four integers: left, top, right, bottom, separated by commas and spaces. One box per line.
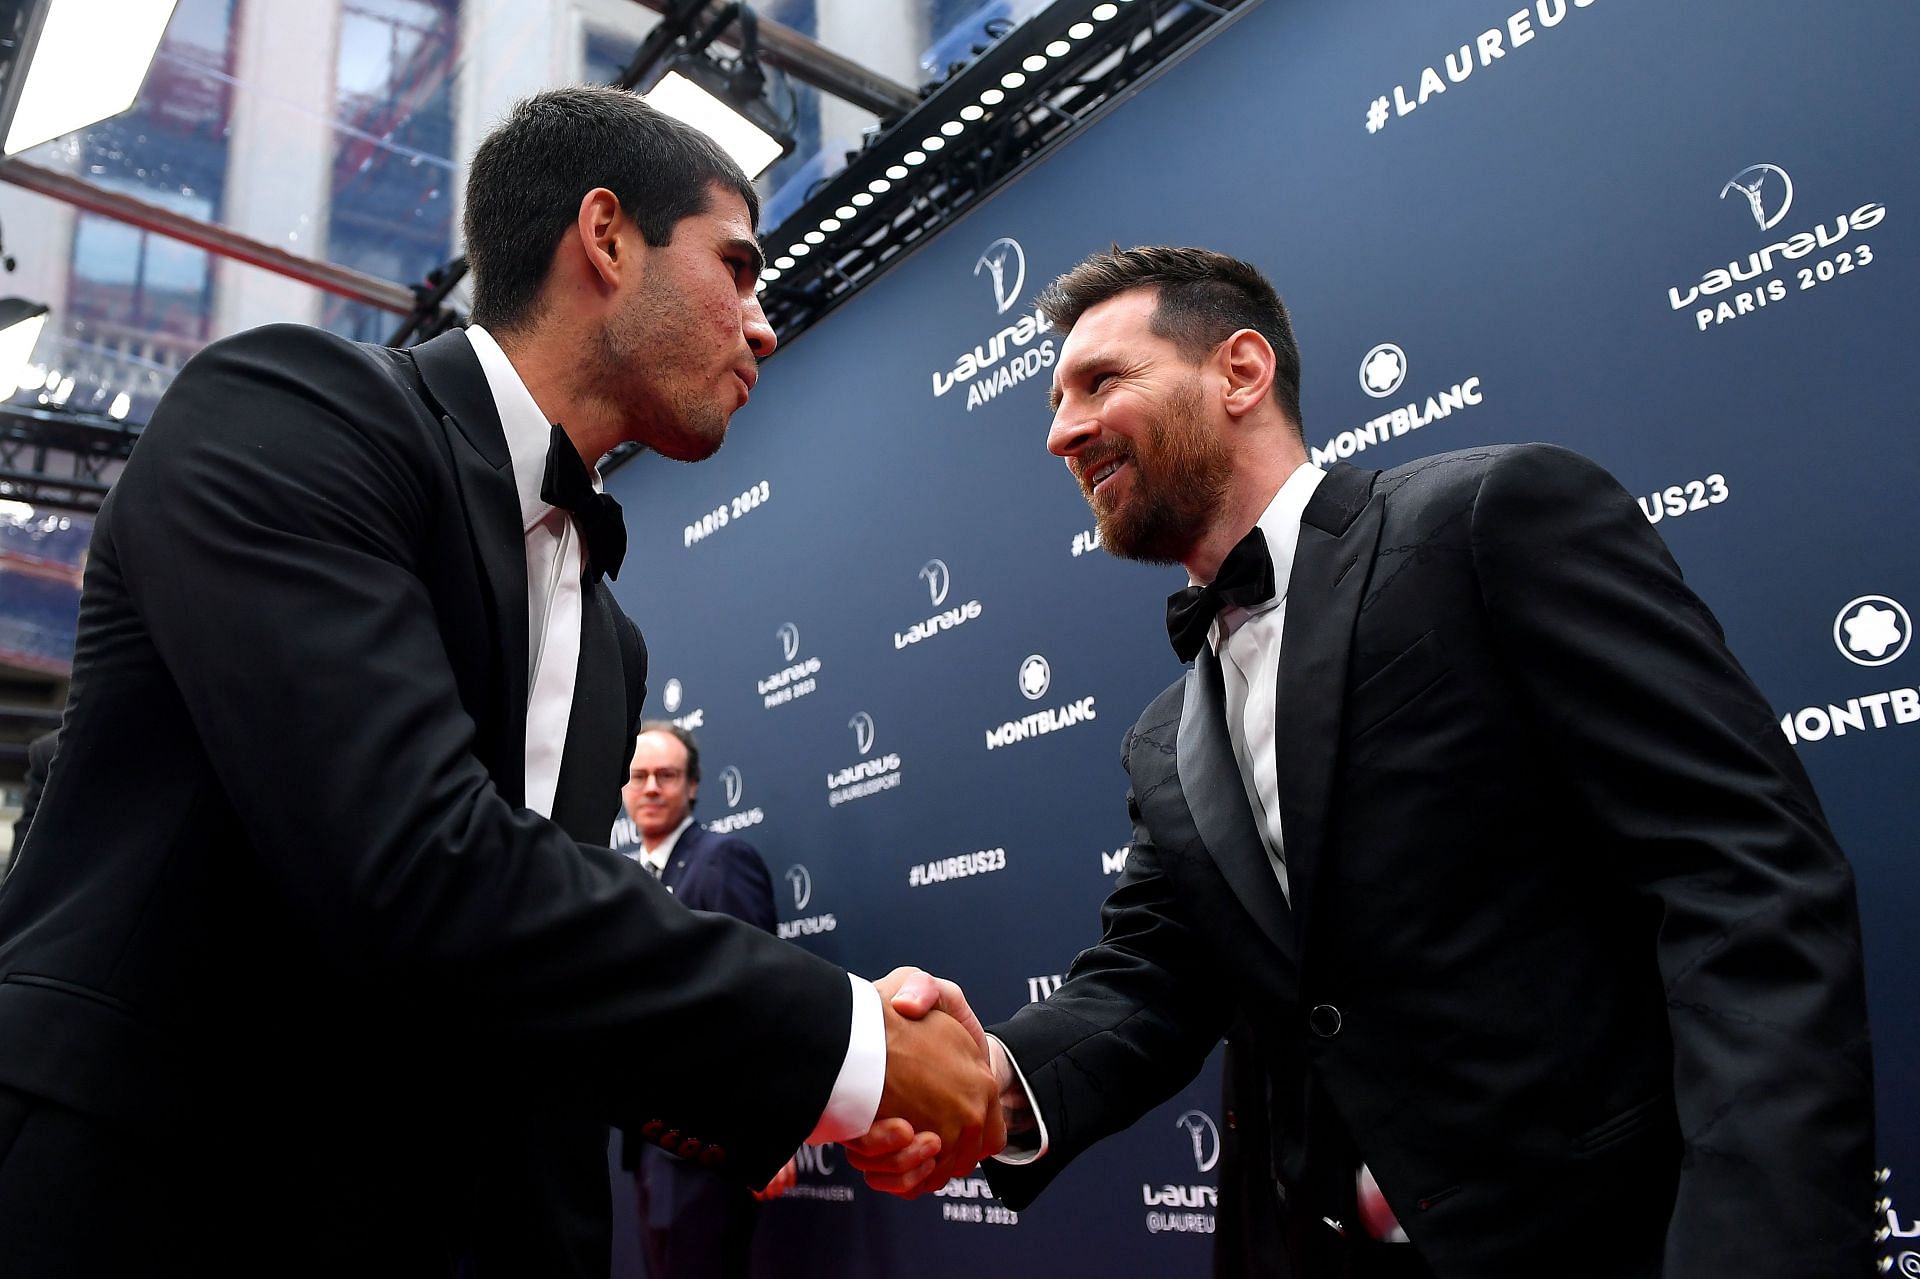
1218, 328, 1277, 420
573, 187, 628, 290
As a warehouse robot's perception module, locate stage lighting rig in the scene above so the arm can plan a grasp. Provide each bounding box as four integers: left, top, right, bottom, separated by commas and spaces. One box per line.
0, 296, 46, 400
0, 0, 179, 156
752, 0, 1252, 342
644, 5, 794, 180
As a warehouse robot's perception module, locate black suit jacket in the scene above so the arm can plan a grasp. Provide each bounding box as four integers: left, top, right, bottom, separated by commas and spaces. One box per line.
0, 326, 853, 1274
988, 445, 1874, 1278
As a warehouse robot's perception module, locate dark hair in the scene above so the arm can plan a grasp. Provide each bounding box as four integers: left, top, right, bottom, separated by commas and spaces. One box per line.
463, 86, 760, 331
1036, 245, 1303, 430
636, 720, 701, 787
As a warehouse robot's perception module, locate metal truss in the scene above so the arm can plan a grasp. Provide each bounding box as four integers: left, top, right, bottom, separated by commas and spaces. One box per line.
0, 402, 140, 515
751, 0, 1253, 342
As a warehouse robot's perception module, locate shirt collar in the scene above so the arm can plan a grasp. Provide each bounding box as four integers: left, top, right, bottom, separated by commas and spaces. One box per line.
643, 815, 698, 867
1206, 461, 1327, 653
465, 325, 601, 535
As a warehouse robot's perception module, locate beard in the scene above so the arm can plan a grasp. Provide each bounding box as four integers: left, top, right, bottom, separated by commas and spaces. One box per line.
595, 276, 731, 463
1084, 375, 1233, 564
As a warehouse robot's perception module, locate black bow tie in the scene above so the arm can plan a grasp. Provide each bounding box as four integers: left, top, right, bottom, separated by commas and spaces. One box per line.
540, 424, 626, 583
1165, 527, 1275, 662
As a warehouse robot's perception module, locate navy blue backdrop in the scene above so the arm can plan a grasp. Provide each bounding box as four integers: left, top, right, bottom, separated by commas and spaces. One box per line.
605, 1, 1920, 1272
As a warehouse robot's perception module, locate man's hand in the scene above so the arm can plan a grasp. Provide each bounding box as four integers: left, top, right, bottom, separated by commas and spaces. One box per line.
846, 969, 1012, 1196
850, 968, 1004, 1196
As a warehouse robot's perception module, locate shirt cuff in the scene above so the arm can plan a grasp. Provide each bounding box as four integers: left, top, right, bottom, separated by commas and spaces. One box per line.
807, 973, 884, 1144
986, 1033, 1050, 1165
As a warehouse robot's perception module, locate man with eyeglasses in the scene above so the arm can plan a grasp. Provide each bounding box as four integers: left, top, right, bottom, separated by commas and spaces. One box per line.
615, 722, 791, 1278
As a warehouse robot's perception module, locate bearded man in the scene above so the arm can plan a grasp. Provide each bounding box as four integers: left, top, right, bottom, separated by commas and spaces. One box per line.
855, 246, 1875, 1279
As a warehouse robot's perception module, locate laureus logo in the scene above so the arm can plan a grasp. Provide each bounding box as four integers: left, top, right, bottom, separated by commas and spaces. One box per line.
974, 236, 1026, 314
849, 711, 877, 756
919, 558, 951, 607
720, 765, 744, 809
785, 864, 813, 911
1174, 1110, 1221, 1174
1720, 163, 1794, 232
777, 622, 801, 662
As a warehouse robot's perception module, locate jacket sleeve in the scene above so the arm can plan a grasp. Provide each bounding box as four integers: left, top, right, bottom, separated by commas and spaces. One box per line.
985, 727, 1234, 1210
110, 326, 851, 1187
1469, 443, 1874, 1276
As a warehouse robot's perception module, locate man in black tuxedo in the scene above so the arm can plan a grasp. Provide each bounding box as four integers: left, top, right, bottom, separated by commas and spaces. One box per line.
0, 87, 999, 1274
613, 722, 787, 1277
855, 247, 1874, 1277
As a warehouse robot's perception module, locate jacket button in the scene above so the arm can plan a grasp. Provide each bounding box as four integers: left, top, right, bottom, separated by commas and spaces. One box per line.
699, 1147, 726, 1167
1308, 1004, 1342, 1037
678, 1137, 702, 1158
1224, 1109, 1238, 1130
639, 1120, 665, 1140
661, 1130, 682, 1149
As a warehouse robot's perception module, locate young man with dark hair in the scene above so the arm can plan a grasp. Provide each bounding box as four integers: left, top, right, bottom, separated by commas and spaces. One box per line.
859, 246, 1874, 1278
0, 86, 999, 1274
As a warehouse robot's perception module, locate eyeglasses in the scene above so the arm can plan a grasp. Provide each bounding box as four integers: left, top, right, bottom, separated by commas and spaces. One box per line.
628, 768, 686, 786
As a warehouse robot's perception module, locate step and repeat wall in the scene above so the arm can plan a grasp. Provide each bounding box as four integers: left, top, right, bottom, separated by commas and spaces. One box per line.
606, 1, 1919, 1273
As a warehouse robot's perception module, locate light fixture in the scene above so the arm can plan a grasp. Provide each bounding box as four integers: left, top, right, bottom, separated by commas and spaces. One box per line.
645, 60, 793, 179
0, 297, 49, 400
1069, 21, 1094, 39
1092, 3, 1119, 19
980, 88, 1005, 105
940, 120, 964, 136
1047, 40, 1071, 57
1022, 54, 1048, 72
1, 0, 180, 156
774, 255, 795, 269
885, 164, 907, 180
835, 205, 857, 219
960, 105, 984, 121
902, 150, 926, 166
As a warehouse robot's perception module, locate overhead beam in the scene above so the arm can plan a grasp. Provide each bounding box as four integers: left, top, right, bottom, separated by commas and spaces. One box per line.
0, 158, 418, 314
630, 0, 921, 118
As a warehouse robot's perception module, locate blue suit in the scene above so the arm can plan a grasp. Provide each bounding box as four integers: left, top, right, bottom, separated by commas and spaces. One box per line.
623, 823, 777, 1278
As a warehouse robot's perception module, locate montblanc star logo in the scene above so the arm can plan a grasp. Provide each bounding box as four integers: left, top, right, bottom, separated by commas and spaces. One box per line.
1019, 654, 1051, 701
1359, 343, 1407, 398
1834, 595, 1910, 667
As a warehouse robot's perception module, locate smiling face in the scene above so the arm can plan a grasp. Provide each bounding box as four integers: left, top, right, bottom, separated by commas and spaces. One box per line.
1045, 288, 1234, 564
598, 183, 774, 462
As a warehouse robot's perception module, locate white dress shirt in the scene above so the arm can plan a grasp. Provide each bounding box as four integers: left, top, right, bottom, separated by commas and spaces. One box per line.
628, 815, 696, 880
1209, 461, 1327, 899
466, 327, 883, 1146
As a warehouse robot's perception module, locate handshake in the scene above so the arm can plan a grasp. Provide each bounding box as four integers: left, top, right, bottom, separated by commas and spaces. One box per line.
840, 968, 1036, 1198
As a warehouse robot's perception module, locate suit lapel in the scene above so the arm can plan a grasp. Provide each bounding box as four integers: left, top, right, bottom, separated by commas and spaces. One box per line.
409, 329, 530, 805
1177, 651, 1298, 962
1275, 463, 1382, 956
